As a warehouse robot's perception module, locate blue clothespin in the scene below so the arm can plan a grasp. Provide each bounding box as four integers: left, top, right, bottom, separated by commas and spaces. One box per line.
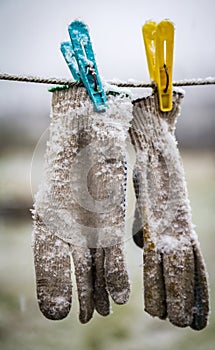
61, 21, 107, 112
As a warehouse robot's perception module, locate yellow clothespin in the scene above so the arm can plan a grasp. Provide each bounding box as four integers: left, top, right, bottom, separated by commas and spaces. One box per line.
142, 20, 174, 112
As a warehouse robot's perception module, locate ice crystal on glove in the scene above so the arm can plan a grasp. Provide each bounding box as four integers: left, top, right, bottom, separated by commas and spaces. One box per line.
32, 86, 132, 323
129, 91, 209, 330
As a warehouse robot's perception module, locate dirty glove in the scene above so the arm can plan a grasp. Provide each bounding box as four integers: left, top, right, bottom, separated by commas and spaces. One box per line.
129, 91, 209, 330
32, 86, 131, 323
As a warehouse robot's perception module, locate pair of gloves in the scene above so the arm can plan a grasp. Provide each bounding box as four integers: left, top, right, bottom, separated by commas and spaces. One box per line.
32, 86, 209, 330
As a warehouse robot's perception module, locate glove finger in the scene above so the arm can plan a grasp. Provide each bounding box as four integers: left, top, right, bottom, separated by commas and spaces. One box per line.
190, 243, 210, 330
71, 246, 94, 324
163, 247, 194, 327
91, 248, 110, 316
33, 215, 72, 320
105, 245, 130, 305
143, 228, 167, 319
139, 154, 167, 319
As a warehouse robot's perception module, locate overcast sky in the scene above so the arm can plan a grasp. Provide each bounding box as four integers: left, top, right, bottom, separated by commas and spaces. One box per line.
0, 0, 215, 139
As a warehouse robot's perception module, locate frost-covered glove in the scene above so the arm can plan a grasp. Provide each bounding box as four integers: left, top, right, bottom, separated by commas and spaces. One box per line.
32, 86, 132, 323
129, 91, 209, 330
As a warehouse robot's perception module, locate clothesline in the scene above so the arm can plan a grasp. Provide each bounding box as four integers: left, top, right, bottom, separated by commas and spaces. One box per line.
1, 73, 215, 88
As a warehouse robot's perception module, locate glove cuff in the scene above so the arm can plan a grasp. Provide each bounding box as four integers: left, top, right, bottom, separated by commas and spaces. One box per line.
51, 86, 132, 133
130, 90, 184, 146
51, 86, 92, 131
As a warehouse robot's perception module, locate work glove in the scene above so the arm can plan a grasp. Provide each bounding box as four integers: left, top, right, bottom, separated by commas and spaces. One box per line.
32, 86, 131, 323
129, 91, 209, 330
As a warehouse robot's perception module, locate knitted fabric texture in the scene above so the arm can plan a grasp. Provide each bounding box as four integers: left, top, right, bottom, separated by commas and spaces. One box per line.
33, 86, 132, 323
129, 91, 209, 330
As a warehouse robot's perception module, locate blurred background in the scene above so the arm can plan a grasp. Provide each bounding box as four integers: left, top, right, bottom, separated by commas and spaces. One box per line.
0, 0, 215, 349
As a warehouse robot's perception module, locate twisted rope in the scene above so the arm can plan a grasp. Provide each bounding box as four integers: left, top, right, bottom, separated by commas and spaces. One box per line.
1, 73, 215, 88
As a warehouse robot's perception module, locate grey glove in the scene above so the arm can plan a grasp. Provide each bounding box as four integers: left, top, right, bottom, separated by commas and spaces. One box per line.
129, 91, 209, 330
33, 86, 131, 323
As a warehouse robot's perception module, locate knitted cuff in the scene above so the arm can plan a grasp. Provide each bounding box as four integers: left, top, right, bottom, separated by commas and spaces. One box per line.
51, 86, 132, 139
129, 90, 184, 150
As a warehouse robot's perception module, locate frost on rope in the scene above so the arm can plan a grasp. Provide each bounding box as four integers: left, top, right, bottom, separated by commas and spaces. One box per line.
130, 91, 209, 330
33, 86, 132, 322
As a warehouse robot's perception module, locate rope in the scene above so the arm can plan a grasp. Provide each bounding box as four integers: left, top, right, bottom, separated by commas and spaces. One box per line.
1, 73, 215, 88
0, 73, 81, 87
